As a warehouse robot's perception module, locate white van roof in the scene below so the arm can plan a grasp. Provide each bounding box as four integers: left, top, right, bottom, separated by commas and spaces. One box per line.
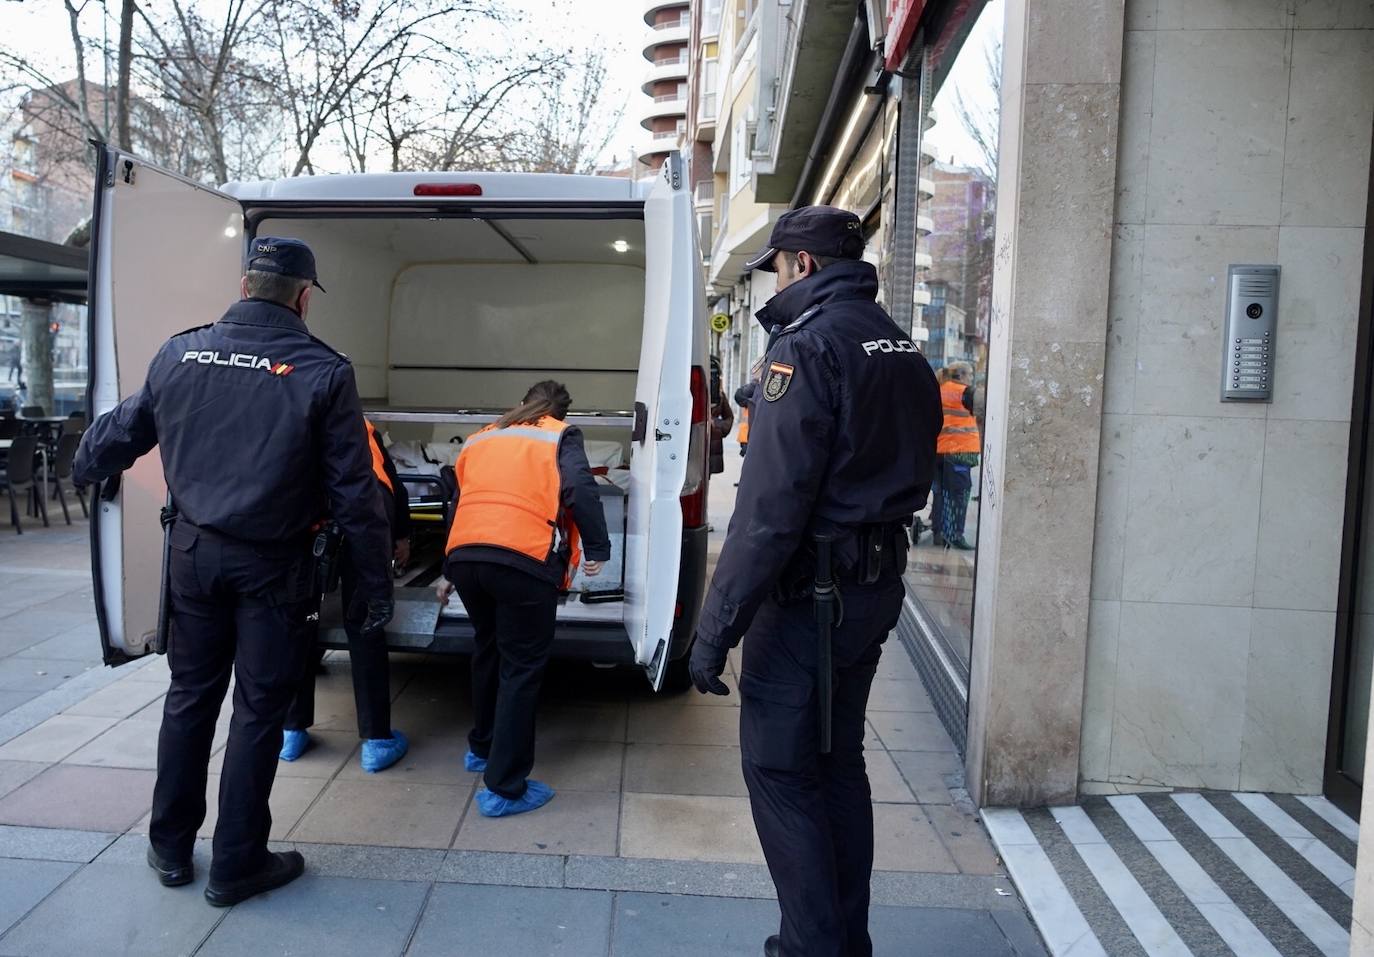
223, 171, 651, 203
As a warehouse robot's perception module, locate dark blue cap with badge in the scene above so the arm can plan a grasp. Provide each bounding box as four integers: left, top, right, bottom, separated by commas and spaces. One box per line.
245, 237, 326, 292
744, 205, 866, 273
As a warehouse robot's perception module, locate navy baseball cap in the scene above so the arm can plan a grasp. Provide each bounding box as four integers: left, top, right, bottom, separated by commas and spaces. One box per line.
744, 205, 866, 273
245, 237, 325, 292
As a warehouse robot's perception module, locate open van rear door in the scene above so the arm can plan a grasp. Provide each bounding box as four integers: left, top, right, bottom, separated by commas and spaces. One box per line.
624, 154, 696, 689
89, 147, 243, 664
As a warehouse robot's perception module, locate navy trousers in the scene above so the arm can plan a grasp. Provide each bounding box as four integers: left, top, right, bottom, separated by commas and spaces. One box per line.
739, 575, 905, 957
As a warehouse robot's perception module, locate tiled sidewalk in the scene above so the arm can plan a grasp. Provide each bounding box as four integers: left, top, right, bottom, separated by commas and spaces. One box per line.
0, 459, 1046, 955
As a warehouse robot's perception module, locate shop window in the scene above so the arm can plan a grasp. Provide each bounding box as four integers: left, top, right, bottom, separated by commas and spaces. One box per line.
904, 1, 1004, 676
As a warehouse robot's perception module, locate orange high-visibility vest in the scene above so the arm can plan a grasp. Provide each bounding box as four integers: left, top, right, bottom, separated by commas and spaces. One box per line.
445, 417, 582, 586
936, 379, 980, 455
738, 406, 750, 444
365, 420, 394, 494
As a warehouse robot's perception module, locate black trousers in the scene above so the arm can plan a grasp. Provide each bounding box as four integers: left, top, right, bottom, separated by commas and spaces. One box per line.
739, 575, 905, 957
450, 561, 558, 799
149, 523, 314, 882
284, 556, 391, 739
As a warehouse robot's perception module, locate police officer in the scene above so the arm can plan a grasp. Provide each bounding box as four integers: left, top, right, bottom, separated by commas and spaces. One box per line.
74, 238, 393, 907
689, 207, 943, 957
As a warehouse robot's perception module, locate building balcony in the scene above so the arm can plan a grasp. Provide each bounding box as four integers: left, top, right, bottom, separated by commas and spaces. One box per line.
914, 251, 933, 271
914, 284, 933, 307
642, 0, 688, 26
916, 214, 934, 236
643, 21, 690, 56
639, 95, 688, 129
641, 59, 688, 93
920, 138, 938, 167
693, 179, 714, 208
918, 176, 935, 200
925, 106, 938, 132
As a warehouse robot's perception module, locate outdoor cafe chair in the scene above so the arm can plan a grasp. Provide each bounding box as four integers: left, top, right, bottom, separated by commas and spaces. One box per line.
47, 432, 86, 524
0, 435, 48, 533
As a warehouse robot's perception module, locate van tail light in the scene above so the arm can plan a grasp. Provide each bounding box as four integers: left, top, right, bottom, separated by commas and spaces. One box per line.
413, 183, 483, 196
680, 365, 709, 529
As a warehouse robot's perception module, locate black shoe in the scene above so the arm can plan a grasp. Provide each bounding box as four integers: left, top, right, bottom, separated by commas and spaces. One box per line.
764, 936, 780, 957
204, 851, 305, 907
146, 845, 193, 887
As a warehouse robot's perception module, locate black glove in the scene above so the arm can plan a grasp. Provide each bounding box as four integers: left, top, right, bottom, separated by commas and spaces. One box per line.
357, 598, 394, 636
689, 637, 730, 696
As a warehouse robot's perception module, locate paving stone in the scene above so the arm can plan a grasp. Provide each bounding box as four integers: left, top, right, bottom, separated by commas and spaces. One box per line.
335, 731, 475, 786
439, 849, 566, 888
620, 793, 763, 865
626, 703, 740, 746
528, 739, 624, 792
610, 891, 779, 957
15, 626, 102, 663
867, 749, 919, 803
64, 719, 161, 769
537, 704, 628, 744
0, 713, 117, 762
289, 779, 468, 849
0, 859, 222, 957
566, 855, 777, 900
0, 824, 118, 862
0, 692, 36, 717
0, 657, 92, 695
889, 749, 961, 804
872, 804, 959, 874
291, 843, 446, 882
0, 858, 77, 937
130, 773, 332, 842
408, 884, 613, 957
453, 789, 619, 857
0, 761, 45, 801
622, 743, 748, 797
991, 908, 1051, 956
274, 729, 360, 779
876, 649, 922, 681
0, 765, 155, 832
869, 711, 956, 752
61, 680, 166, 719
870, 905, 1032, 956
196, 874, 429, 957
867, 677, 936, 712
923, 804, 1003, 876
869, 872, 1025, 911
676, 673, 740, 706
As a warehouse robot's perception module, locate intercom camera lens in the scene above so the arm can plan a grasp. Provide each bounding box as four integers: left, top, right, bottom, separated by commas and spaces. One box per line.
1246, 303, 1263, 319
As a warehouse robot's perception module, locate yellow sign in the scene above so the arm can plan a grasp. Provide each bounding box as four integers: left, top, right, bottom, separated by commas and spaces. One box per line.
710, 313, 730, 333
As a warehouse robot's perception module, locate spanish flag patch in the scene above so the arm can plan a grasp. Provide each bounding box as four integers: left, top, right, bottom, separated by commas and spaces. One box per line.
270, 363, 294, 376
763, 361, 794, 402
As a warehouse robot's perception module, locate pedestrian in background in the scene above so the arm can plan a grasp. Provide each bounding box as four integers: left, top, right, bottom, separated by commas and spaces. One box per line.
931, 360, 979, 550
281, 417, 411, 773
435, 380, 610, 818
74, 238, 393, 906
688, 206, 943, 957
709, 356, 734, 476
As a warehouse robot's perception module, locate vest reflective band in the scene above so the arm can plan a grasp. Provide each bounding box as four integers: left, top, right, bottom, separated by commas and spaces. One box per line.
365, 420, 394, 494
446, 418, 582, 586
936, 380, 981, 455
738, 406, 749, 444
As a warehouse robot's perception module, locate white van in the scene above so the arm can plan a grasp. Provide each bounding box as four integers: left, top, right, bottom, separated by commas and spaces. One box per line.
87, 146, 710, 690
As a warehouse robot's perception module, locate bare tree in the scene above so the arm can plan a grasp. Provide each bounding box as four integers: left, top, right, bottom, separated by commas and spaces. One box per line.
951, 38, 1001, 182
498, 52, 623, 175
115, 0, 135, 149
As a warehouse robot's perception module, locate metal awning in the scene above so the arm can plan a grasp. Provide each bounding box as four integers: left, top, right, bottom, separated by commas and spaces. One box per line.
0, 230, 88, 304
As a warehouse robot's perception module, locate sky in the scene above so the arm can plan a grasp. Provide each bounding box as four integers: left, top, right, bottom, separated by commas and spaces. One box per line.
0, 0, 653, 171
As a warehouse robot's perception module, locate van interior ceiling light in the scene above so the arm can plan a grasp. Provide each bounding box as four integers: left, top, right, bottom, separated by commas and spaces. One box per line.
612, 240, 630, 253
223, 226, 238, 238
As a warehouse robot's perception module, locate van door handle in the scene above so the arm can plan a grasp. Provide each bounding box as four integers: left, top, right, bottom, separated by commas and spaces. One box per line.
655, 429, 672, 441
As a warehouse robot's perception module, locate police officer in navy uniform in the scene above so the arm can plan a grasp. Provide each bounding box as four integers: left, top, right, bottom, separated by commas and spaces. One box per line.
689, 207, 943, 957
74, 238, 393, 906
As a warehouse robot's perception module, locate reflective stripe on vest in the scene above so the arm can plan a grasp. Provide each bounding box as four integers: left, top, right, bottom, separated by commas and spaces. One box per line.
365, 420, 394, 494
936, 380, 981, 455
445, 417, 582, 586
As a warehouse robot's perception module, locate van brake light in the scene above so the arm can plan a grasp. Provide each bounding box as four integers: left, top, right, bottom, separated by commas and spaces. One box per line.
413, 183, 483, 196
680, 366, 709, 529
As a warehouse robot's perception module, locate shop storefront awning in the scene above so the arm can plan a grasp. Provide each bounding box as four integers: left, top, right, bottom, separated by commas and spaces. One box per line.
0, 230, 88, 304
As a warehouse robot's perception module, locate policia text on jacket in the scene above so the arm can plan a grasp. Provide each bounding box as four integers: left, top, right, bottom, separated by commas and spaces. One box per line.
84, 147, 710, 692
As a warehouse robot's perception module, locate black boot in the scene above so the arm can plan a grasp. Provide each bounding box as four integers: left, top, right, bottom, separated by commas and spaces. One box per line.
764, 935, 780, 957
204, 851, 305, 907
146, 845, 193, 887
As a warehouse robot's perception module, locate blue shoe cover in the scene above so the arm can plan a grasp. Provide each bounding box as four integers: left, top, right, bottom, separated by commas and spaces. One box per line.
279, 730, 310, 762
360, 730, 409, 773
476, 781, 555, 818
464, 751, 488, 773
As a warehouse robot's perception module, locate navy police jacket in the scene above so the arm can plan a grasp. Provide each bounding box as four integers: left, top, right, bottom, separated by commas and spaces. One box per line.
697, 259, 943, 651
74, 298, 393, 602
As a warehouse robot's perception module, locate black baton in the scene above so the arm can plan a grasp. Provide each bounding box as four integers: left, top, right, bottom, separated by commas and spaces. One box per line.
813, 533, 837, 754
153, 496, 178, 656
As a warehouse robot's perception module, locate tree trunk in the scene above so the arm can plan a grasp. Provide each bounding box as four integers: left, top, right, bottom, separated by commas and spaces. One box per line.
21, 300, 54, 415
116, 0, 136, 150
